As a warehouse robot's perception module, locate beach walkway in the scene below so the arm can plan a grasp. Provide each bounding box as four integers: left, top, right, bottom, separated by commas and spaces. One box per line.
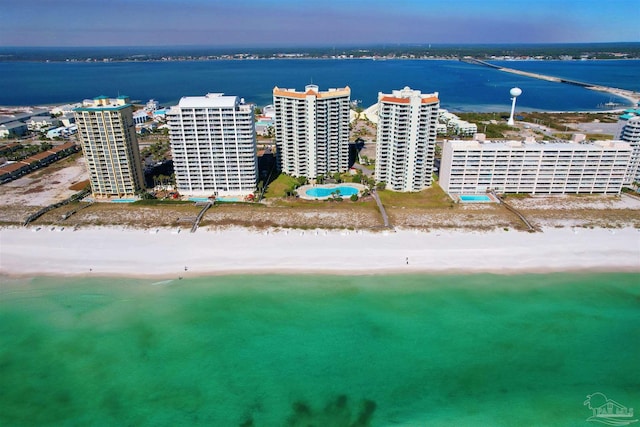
490, 191, 538, 232
191, 201, 213, 233
372, 190, 391, 228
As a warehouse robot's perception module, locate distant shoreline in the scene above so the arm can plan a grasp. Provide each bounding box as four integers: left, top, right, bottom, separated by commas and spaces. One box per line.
1, 57, 639, 64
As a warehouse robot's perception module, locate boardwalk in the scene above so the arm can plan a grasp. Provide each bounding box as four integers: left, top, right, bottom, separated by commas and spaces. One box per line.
191, 201, 213, 233
371, 190, 391, 228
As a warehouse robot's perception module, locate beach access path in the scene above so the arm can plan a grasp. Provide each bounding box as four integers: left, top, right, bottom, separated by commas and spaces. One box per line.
1, 226, 638, 278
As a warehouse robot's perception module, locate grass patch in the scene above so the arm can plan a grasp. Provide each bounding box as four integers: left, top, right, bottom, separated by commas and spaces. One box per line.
264, 174, 298, 198
377, 182, 452, 208
69, 180, 90, 191
585, 134, 614, 140
552, 133, 572, 139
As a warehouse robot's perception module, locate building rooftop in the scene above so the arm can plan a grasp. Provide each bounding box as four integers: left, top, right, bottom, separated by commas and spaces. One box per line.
378, 87, 439, 105
0, 121, 28, 130
273, 85, 350, 99
177, 93, 240, 109
448, 138, 631, 152
0, 162, 29, 174
75, 96, 132, 112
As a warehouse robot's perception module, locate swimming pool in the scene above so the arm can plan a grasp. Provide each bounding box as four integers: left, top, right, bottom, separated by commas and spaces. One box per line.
111, 199, 137, 203
305, 186, 359, 198
459, 194, 492, 202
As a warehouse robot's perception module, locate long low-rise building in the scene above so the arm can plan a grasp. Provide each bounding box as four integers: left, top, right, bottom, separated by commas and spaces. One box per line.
440, 135, 631, 195
0, 142, 79, 183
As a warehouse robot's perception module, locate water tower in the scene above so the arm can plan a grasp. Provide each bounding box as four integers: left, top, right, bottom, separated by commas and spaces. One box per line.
507, 87, 522, 126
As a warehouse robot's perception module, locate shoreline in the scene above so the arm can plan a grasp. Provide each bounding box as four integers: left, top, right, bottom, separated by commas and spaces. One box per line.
1, 225, 638, 279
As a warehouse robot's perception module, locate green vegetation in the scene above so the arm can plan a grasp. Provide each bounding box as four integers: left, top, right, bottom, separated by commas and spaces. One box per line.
377, 183, 451, 209
522, 111, 619, 128
151, 174, 176, 189
5, 142, 54, 161
264, 174, 298, 198
456, 113, 513, 138
585, 134, 614, 140
140, 140, 171, 163
457, 111, 622, 139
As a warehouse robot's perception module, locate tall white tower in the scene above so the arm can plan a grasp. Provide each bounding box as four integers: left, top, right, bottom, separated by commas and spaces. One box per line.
375, 87, 440, 192
168, 93, 258, 197
74, 96, 145, 198
507, 87, 522, 126
273, 85, 351, 178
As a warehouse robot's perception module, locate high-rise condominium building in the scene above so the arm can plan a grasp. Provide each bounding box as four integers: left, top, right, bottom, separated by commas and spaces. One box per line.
439, 135, 631, 195
375, 87, 440, 192
273, 85, 350, 178
616, 109, 640, 184
168, 93, 258, 197
74, 96, 145, 198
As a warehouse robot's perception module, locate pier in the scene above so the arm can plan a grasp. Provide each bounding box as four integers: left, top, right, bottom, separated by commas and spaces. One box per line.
460, 58, 640, 108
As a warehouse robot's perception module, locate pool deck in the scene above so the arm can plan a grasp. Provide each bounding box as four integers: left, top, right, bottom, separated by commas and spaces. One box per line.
298, 183, 366, 200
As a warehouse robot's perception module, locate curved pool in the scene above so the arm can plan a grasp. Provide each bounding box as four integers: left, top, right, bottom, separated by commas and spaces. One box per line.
305, 186, 359, 198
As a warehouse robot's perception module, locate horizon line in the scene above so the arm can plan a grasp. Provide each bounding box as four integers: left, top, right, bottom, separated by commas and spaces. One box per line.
1, 41, 639, 49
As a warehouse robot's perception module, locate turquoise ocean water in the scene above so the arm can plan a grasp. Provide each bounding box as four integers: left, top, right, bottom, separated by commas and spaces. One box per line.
1, 273, 638, 426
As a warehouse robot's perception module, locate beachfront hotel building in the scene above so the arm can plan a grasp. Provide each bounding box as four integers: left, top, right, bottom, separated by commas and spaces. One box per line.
74, 96, 145, 198
439, 135, 632, 195
167, 93, 258, 197
375, 87, 440, 192
273, 85, 350, 178
616, 109, 640, 185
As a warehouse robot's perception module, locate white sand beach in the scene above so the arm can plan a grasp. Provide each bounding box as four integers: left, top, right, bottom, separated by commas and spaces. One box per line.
1, 226, 638, 278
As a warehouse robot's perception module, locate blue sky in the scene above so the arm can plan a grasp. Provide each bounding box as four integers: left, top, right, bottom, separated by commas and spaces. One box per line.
1, 0, 638, 46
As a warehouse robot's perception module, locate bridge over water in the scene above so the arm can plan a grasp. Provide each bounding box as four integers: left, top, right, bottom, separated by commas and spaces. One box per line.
460, 57, 639, 108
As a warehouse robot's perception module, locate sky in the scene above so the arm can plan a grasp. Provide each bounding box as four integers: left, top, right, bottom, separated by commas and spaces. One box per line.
1, 0, 638, 47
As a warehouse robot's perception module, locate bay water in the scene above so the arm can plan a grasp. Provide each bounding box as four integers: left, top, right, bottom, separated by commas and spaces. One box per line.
1, 59, 638, 111
1, 273, 638, 426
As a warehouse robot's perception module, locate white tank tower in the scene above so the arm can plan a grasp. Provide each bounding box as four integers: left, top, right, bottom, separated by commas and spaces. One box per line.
507, 87, 522, 126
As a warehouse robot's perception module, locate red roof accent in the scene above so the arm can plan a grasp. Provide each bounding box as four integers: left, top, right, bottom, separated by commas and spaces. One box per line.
50, 142, 77, 152
24, 152, 56, 162
0, 162, 29, 173
380, 97, 410, 104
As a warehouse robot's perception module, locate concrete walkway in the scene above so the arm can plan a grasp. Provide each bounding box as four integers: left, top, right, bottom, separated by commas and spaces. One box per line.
351, 163, 373, 177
